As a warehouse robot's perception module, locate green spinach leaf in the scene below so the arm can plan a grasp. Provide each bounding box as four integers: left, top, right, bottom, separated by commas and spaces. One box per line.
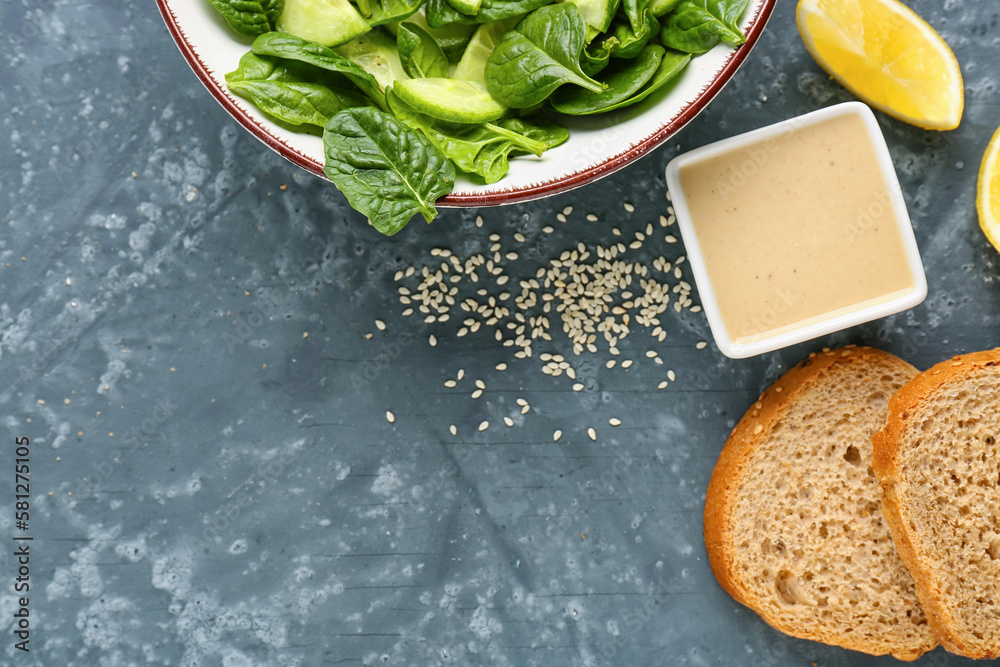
229, 80, 369, 126
251, 32, 384, 104
323, 107, 454, 234
206, 0, 283, 37
659, 0, 749, 54
424, 0, 552, 26
397, 23, 450, 78
550, 43, 663, 114
358, 0, 424, 26
578, 47, 690, 113
496, 115, 569, 150
484, 3, 605, 108
387, 91, 547, 183
607, 9, 659, 59
621, 0, 650, 35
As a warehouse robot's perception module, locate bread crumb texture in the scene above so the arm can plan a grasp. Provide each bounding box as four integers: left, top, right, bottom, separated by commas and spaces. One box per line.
706, 347, 937, 660
875, 350, 1000, 658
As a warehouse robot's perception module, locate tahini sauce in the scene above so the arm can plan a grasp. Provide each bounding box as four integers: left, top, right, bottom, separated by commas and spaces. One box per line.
679, 113, 914, 343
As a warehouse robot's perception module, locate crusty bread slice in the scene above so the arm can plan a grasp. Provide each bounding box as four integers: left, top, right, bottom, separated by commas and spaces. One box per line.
704, 346, 937, 660
873, 348, 1000, 659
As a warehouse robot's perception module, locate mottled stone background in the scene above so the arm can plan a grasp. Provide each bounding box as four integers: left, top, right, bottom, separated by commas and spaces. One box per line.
1, 0, 998, 665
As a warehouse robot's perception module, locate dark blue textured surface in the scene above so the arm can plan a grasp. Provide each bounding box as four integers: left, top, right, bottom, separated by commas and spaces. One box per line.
1, 0, 998, 664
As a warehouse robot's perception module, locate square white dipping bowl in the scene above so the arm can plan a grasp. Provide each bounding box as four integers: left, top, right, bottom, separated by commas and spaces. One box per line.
665, 101, 927, 359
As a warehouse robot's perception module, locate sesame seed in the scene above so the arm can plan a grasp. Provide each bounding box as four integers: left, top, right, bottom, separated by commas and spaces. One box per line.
386, 411, 395, 423
445, 380, 457, 388
562, 206, 573, 215
429, 334, 437, 347
374, 319, 386, 331
696, 341, 708, 349
475, 215, 484, 227
667, 370, 676, 382
645, 350, 658, 358
606, 360, 616, 369
516, 398, 528, 406
623, 202, 635, 212
475, 379, 485, 389
471, 389, 483, 399
572, 383, 584, 391
496, 362, 507, 371
557, 213, 567, 223
479, 421, 489, 432
587, 214, 598, 222
553, 430, 562, 441
622, 360, 633, 368
504, 416, 514, 427
609, 418, 621, 426
658, 381, 668, 389
450, 424, 457, 435
457, 369, 465, 380
587, 428, 597, 441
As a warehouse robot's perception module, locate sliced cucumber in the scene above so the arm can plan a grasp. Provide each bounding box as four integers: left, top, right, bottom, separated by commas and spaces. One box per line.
277, 0, 370, 47
453, 17, 519, 82
391, 79, 506, 123
334, 30, 410, 92
445, 0, 484, 16
566, 0, 620, 33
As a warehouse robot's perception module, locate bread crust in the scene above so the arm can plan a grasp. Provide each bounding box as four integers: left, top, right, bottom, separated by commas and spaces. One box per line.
873, 347, 1000, 659
704, 345, 932, 661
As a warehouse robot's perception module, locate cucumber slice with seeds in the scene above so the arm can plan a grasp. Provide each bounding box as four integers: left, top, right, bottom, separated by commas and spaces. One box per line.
391, 79, 507, 123
277, 0, 370, 47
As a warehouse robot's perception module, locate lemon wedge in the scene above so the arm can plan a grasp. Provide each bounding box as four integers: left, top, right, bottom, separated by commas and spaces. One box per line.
977, 125, 1000, 254
796, 0, 963, 130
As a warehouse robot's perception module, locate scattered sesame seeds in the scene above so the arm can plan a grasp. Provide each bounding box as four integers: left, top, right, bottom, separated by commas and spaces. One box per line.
386, 411, 395, 423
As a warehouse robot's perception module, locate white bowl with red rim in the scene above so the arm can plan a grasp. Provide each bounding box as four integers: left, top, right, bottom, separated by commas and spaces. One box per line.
157, 0, 776, 207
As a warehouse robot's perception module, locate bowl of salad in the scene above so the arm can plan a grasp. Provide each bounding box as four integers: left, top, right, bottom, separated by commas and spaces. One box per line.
158, 0, 775, 234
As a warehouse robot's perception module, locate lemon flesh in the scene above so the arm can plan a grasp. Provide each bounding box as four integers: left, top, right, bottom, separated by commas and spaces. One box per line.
977, 125, 1000, 254
796, 0, 963, 130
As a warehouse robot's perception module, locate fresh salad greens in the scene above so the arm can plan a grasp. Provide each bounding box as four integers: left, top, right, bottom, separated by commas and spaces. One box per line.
209, 0, 750, 235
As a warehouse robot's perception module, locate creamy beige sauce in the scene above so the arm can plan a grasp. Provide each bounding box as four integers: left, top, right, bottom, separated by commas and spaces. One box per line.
679, 113, 915, 344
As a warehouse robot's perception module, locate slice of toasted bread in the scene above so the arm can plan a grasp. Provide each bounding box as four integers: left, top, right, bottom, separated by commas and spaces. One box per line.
704, 346, 937, 660
873, 348, 1000, 659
